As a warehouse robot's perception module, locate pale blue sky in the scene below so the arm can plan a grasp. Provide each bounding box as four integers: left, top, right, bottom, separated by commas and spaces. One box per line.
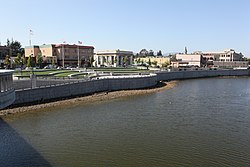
1, 0, 250, 56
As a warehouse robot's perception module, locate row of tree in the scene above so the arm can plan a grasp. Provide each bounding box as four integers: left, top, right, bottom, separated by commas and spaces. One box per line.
1, 39, 25, 69
135, 58, 169, 68
4, 53, 43, 69
2, 38, 49, 69
135, 49, 163, 57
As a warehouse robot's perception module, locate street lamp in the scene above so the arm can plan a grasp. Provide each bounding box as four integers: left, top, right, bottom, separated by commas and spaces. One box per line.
77, 45, 80, 68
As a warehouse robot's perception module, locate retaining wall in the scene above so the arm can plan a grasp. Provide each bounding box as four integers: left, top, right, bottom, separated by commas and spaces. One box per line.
0, 70, 15, 109
13, 79, 85, 90
0, 90, 15, 109
156, 69, 250, 81
12, 69, 250, 106
13, 74, 157, 105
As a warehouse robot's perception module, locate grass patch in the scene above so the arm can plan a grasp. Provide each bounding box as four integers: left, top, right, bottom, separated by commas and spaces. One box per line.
54, 71, 80, 77
14, 69, 71, 76
14, 70, 56, 75
90, 68, 150, 73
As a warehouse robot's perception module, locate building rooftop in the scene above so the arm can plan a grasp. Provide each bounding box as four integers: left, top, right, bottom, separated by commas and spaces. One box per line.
25, 44, 94, 49
96, 50, 133, 54
54, 44, 94, 49
25, 45, 40, 49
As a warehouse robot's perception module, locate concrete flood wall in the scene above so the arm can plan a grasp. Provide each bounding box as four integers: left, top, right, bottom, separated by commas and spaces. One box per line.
13, 79, 82, 90
13, 74, 157, 105
12, 69, 250, 106
156, 69, 250, 81
0, 90, 15, 109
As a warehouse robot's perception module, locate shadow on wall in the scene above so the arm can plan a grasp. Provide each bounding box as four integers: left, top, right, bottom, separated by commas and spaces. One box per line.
0, 118, 52, 167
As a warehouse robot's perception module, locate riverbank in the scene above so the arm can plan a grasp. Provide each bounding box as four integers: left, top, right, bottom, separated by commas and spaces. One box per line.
0, 81, 178, 117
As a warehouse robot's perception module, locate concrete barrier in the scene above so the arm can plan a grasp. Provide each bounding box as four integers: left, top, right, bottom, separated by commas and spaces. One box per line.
12, 69, 250, 106
13, 74, 157, 105
0, 89, 15, 109
156, 69, 250, 81
0, 70, 15, 109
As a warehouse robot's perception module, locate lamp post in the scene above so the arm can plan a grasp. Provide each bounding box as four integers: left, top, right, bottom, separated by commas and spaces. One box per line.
62, 44, 65, 68
77, 45, 80, 68
20, 59, 22, 76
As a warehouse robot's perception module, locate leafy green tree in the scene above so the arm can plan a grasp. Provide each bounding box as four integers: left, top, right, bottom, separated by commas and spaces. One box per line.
139, 49, 148, 57
4, 55, 11, 69
19, 48, 25, 56
162, 61, 170, 68
124, 56, 128, 66
27, 56, 32, 67
6, 39, 10, 47
152, 61, 158, 66
136, 58, 141, 64
14, 57, 20, 66
148, 50, 154, 56
13, 53, 22, 67
185, 47, 188, 54
90, 56, 94, 67
10, 40, 22, 56
36, 53, 43, 68
21, 55, 27, 67
148, 58, 151, 66
6, 39, 24, 56
157, 50, 163, 56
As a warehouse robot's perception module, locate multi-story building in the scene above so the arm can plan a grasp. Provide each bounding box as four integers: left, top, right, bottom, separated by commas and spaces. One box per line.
39, 44, 57, 64
193, 49, 245, 67
55, 44, 94, 67
0, 46, 10, 68
25, 45, 57, 65
172, 54, 203, 67
168, 49, 245, 68
94, 50, 133, 67
194, 49, 244, 63
25, 44, 94, 67
25, 45, 41, 58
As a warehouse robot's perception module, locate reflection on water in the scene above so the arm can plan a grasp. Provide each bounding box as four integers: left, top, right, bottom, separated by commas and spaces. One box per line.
0, 118, 51, 167
2, 77, 250, 167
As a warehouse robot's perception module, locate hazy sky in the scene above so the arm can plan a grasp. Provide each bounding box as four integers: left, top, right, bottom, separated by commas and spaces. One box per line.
1, 0, 250, 56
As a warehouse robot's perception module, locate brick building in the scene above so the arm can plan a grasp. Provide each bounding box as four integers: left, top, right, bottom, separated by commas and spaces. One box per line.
25, 44, 94, 67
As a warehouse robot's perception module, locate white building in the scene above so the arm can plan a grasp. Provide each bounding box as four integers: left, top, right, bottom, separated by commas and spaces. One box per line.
175, 54, 202, 67
94, 50, 133, 67
196, 49, 243, 62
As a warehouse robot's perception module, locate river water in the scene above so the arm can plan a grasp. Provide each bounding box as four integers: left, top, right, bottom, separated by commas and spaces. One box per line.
1, 77, 250, 167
